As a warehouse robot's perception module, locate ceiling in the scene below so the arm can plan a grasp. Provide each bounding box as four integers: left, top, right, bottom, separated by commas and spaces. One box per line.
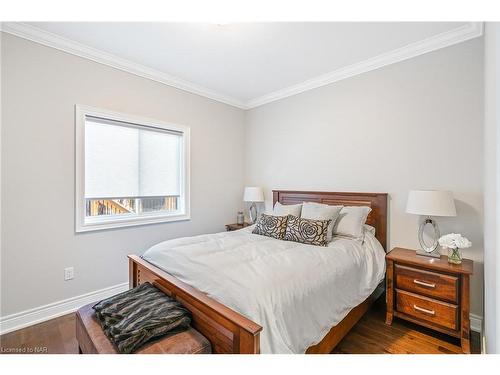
5, 22, 482, 108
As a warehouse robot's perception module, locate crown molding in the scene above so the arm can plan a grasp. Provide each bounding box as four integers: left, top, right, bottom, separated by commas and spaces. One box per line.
245, 22, 484, 109
1, 22, 483, 110
0, 22, 247, 109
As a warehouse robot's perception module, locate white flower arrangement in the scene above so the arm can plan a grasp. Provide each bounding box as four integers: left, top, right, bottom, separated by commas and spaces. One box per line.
438, 233, 472, 250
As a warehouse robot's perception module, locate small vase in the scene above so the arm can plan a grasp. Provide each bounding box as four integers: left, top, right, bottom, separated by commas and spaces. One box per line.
236, 211, 244, 225
448, 247, 462, 265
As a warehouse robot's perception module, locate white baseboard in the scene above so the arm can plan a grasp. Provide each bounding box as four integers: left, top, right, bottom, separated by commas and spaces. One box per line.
0, 282, 128, 335
470, 313, 482, 334
0, 281, 484, 339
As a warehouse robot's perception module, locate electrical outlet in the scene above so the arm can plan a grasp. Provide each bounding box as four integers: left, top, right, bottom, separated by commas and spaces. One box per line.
64, 267, 74, 281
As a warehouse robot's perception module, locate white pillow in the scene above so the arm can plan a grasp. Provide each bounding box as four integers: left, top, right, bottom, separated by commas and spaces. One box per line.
364, 224, 376, 235
273, 202, 302, 217
300, 202, 343, 241
333, 206, 372, 240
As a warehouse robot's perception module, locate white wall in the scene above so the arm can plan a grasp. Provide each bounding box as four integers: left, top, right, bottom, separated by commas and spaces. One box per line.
245, 38, 485, 317
484, 22, 500, 354
0, 33, 246, 317
0, 31, 487, 330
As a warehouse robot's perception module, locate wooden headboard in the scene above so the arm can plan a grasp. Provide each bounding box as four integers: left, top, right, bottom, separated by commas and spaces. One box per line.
273, 190, 388, 250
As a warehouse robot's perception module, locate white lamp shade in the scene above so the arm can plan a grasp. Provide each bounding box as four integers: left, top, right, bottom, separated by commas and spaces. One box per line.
243, 187, 264, 202
406, 190, 457, 217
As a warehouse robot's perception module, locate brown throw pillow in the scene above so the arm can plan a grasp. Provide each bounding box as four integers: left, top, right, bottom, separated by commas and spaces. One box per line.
283, 215, 331, 246
252, 213, 288, 240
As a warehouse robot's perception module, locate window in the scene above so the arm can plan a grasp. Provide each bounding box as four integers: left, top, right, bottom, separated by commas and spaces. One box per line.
75, 105, 190, 232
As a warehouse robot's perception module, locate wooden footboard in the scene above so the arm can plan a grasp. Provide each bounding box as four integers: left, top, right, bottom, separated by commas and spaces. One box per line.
129, 255, 262, 354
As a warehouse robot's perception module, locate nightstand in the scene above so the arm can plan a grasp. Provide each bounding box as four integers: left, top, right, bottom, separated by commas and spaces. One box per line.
385, 247, 473, 353
225, 223, 251, 231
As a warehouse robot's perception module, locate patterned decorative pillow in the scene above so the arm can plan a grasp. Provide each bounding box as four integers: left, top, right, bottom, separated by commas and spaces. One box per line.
252, 213, 288, 239
283, 215, 331, 246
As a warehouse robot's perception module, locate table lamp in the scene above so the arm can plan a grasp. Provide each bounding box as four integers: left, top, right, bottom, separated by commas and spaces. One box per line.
406, 190, 457, 258
243, 187, 264, 224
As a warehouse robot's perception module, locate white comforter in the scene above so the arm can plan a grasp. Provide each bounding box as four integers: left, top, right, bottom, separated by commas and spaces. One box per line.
142, 226, 386, 353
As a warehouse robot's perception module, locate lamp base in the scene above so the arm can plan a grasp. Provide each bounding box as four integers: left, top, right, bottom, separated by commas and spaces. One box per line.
249, 203, 258, 224
417, 216, 441, 257
416, 248, 441, 258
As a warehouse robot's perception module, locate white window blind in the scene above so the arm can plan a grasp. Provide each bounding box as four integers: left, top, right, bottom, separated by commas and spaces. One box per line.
84, 116, 182, 199
75, 105, 190, 232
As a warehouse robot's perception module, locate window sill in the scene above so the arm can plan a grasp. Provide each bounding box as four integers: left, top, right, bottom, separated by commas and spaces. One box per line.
76, 212, 191, 232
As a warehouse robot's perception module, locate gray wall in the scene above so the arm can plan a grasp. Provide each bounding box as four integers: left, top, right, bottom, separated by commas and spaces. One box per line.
244, 38, 485, 317
0, 34, 246, 316
484, 22, 500, 353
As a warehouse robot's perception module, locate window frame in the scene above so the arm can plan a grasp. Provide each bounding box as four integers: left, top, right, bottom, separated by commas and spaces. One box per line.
75, 105, 190, 232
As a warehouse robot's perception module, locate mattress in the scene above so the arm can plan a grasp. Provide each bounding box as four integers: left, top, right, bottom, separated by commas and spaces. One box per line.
142, 225, 386, 353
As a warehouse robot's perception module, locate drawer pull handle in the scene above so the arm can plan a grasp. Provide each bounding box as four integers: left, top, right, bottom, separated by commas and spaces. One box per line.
413, 304, 435, 315
413, 279, 436, 288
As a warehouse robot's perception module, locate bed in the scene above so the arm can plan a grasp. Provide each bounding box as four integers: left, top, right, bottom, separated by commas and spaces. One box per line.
128, 190, 388, 354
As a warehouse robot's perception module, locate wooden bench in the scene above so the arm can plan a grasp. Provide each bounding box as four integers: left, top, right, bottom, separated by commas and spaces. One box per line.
76, 303, 212, 354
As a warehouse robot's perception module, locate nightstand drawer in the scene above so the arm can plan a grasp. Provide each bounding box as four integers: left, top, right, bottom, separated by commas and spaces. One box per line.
395, 264, 458, 303
396, 289, 458, 331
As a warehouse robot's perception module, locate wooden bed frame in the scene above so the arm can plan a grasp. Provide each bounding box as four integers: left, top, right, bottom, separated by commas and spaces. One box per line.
128, 190, 388, 354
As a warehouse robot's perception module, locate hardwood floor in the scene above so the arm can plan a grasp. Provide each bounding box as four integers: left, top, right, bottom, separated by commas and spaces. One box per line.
333, 297, 481, 354
0, 297, 480, 354
0, 314, 79, 354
